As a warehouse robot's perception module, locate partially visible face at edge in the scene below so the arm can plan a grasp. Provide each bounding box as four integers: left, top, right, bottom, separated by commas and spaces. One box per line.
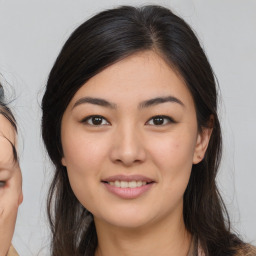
0, 112, 22, 206
0, 111, 23, 254
61, 51, 212, 230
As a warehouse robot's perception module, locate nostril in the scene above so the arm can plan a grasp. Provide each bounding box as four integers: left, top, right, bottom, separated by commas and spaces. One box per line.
109, 133, 146, 165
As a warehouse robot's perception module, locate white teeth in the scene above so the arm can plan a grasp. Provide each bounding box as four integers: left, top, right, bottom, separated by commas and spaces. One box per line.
129, 181, 137, 188
108, 180, 148, 188
137, 181, 142, 187
120, 181, 128, 188
114, 180, 120, 187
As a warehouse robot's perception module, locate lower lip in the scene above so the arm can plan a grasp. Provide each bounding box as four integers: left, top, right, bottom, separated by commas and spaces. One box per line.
103, 182, 154, 199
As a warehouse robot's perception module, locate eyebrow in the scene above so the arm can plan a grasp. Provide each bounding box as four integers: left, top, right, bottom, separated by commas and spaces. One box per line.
73, 97, 117, 109
138, 96, 184, 109
72, 95, 184, 110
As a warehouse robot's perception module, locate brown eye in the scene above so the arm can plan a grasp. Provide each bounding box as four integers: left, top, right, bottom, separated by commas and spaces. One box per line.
152, 116, 165, 125
146, 115, 175, 126
82, 115, 110, 126
91, 116, 104, 125
0, 181, 6, 188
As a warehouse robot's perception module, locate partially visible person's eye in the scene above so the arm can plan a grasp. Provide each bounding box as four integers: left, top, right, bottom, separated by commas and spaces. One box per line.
146, 115, 176, 126
81, 115, 110, 126
0, 181, 6, 188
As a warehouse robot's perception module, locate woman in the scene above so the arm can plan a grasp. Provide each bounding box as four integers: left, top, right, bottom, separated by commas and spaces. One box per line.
42, 5, 256, 256
0, 83, 22, 256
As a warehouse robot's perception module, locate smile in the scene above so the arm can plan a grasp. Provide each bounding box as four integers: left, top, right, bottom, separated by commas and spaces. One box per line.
107, 181, 147, 188
102, 175, 155, 199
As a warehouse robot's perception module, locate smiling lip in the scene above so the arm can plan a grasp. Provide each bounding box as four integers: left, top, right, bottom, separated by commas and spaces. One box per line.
102, 175, 155, 199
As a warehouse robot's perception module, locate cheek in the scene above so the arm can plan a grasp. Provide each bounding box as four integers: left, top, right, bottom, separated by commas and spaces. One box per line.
147, 132, 196, 210
62, 131, 109, 173
62, 133, 110, 210
147, 129, 197, 198
149, 132, 196, 172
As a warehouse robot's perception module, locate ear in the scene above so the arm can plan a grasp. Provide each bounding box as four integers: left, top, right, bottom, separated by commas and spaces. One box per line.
61, 157, 67, 166
193, 117, 213, 164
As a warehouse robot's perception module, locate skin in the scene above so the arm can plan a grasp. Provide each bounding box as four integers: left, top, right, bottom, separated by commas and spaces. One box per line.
61, 51, 212, 256
0, 114, 22, 256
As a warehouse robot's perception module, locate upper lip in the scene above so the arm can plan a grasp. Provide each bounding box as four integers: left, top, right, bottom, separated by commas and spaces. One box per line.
102, 175, 155, 183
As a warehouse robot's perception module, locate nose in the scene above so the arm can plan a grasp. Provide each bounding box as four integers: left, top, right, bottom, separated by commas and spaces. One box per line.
109, 124, 146, 166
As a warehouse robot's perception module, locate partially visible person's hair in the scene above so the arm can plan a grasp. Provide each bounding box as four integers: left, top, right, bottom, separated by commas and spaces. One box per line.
0, 81, 18, 161
42, 5, 251, 256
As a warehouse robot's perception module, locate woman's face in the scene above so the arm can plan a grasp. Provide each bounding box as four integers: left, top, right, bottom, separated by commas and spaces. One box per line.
61, 51, 211, 229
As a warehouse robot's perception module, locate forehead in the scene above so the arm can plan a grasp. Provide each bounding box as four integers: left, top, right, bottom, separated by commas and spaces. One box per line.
69, 51, 194, 108
0, 114, 16, 145
0, 114, 17, 166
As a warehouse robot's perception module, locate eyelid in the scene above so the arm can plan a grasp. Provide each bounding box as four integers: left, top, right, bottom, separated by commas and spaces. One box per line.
145, 115, 176, 125
0, 181, 6, 188
80, 115, 110, 126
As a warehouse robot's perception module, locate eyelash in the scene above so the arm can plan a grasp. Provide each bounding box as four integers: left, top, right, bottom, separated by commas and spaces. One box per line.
81, 115, 110, 126
0, 181, 6, 188
81, 115, 176, 126
146, 115, 176, 126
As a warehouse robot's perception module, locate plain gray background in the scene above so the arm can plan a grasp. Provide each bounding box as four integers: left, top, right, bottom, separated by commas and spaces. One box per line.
0, 0, 255, 255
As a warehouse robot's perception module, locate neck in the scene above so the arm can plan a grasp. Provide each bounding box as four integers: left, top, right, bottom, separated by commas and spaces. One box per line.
94, 211, 192, 256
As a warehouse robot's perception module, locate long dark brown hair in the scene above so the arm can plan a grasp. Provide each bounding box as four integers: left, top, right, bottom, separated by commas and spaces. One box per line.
42, 5, 247, 256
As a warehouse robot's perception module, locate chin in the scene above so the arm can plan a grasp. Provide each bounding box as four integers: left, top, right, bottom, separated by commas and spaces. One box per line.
94, 207, 156, 230
107, 218, 151, 230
